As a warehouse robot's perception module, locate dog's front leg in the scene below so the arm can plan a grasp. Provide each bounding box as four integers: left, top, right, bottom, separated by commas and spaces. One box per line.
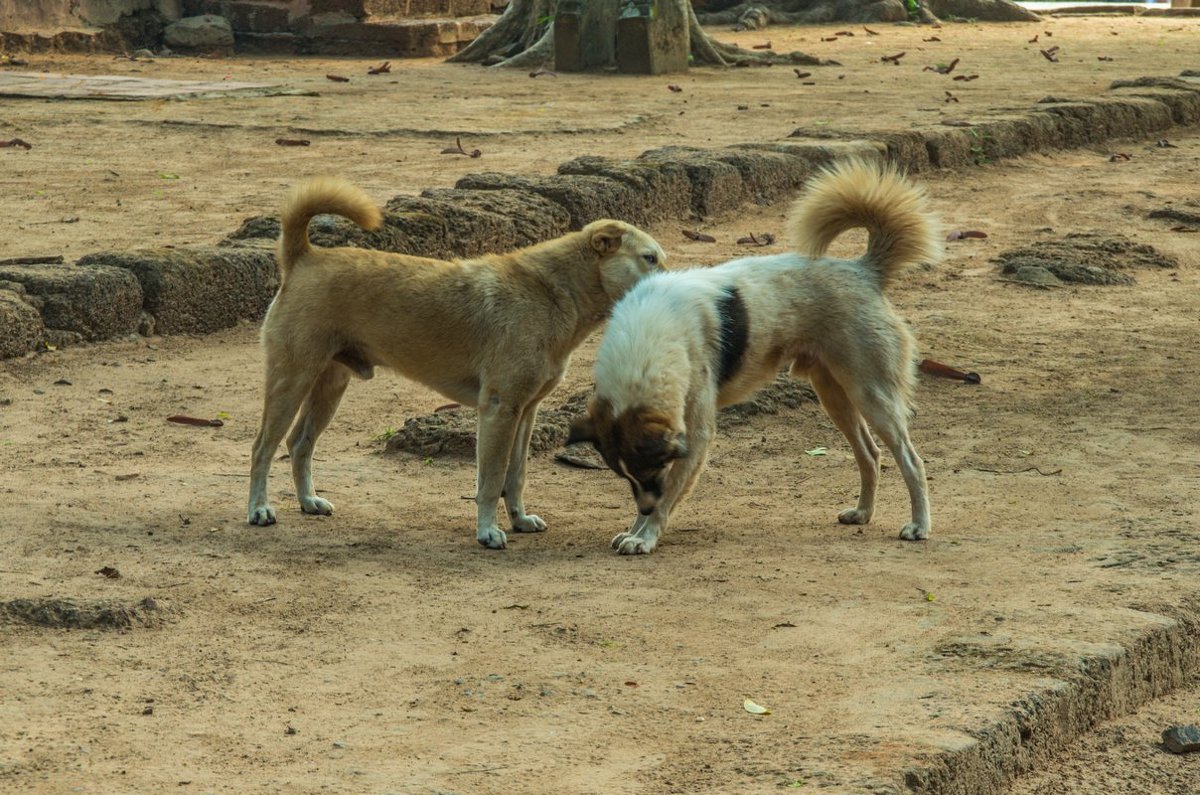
613, 420, 714, 556
503, 400, 547, 535
474, 394, 521, 549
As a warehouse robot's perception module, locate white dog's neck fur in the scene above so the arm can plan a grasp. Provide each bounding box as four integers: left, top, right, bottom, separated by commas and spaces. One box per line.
594, 270, 729, 430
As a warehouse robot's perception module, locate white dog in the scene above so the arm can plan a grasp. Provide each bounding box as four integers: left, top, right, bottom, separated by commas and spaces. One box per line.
567, 158, 941, 554
248, 176, 666, 549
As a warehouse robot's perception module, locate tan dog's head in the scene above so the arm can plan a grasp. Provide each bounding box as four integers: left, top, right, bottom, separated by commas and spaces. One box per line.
584, 220, 667, 301
567, 398, 687, 516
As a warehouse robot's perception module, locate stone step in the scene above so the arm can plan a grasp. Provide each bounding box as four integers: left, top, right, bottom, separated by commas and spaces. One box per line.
365, 0, 499, 18
0, 27, 112, 53
295, 15, 494, 57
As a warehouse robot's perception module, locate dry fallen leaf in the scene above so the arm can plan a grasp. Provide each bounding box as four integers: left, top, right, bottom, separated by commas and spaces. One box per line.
167, 415, 224, 427
923, 58, 960, 75
743, 698, 772, 715
440, 136, 482, 158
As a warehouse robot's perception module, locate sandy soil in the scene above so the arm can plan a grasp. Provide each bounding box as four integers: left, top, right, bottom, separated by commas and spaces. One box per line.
2, 16, 1200, 795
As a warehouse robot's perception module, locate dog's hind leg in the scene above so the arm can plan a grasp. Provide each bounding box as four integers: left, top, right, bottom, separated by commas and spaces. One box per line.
287, 361, 352, 517
248, 362, 323, 526
504, 399, 548, 535
845, 384, 930, 541
474, 390, 523, 549
808, 365, 882, 526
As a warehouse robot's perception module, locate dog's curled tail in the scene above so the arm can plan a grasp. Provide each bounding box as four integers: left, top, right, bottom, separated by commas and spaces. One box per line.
787, 158, 941, 289
278, 176, 383, 281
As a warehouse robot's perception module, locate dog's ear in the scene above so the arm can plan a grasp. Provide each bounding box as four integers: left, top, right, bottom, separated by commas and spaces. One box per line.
635, 420, 689, 463
566, 415, 597, 447
589, 223, 626, 256
665, 431, 689, 461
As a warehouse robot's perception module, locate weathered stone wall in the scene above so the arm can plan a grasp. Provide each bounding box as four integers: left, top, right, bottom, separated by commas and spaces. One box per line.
2, 77, 1198, 359
0, 0, 490, 54
0, 0, 180, 30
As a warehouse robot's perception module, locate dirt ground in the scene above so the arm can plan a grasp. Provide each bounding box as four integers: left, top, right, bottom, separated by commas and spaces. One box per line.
2, 16, 1200, 795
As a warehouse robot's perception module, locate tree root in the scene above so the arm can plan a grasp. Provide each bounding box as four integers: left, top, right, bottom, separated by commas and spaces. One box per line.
448, 0, 554, 64
688, 2, 832, 65
452, 0, 835, 69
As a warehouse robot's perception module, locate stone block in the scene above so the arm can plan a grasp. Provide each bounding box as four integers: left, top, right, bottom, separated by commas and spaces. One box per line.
225, 190, 570, 259
636, 146, 746, 218
1112, 89, 1200, 126
557, 156, 693, 223
0, 262, 142, 341
922, 129, 974, 169
232, 2, 292, 32
0, 288, 44, 358
711, 149, 812, 205
417, 188, 572, 248
455, 172, 652, 229
405, 0, 453, 16
76, 246, 276, 335
880, 131, 932, 173
310, 0, 368, 15
164, 14, 235, 50
301, 18, 487, 56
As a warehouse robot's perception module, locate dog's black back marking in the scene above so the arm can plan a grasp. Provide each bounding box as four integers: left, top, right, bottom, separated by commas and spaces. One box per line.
715, 286, 749, 386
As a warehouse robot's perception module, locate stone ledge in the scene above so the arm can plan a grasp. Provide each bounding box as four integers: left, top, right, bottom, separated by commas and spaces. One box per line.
0, 262, 142, 342
76, 246, 276, 335
0, 287, 45, 358
904, 598, 1200, 795
5, 72, 1198, 361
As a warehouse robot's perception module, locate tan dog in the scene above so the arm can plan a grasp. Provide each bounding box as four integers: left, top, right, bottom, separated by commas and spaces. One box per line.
567, 158, 941, 554
248, 176, 666, 549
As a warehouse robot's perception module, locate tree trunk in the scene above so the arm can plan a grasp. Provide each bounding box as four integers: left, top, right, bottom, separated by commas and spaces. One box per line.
448, 0, 831, 69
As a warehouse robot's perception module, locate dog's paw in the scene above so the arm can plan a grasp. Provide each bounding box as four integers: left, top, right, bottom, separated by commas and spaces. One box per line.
248, 505, 277, 526
899, 522, 929, 541
300, 496, 334, 516
477, 526, 508, 550
511, 514, 547, 534
611, 531, 656, 555
838, 507, 872, 525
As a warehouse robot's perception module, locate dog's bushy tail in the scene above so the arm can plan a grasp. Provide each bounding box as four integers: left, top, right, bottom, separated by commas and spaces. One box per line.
278, 176, 383, 281
787, 157, 940, 290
